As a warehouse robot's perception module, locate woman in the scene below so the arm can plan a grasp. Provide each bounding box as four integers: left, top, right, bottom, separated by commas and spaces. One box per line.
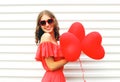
35, 10, 68, 82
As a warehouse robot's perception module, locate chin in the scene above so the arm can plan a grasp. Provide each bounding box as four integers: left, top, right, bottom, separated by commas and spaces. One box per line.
45, 30, 53, 33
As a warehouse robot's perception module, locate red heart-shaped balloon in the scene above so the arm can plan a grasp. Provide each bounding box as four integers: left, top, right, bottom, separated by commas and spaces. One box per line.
81, 32, 105, 60
60, 32, 81, 61
68, 22, 85, 43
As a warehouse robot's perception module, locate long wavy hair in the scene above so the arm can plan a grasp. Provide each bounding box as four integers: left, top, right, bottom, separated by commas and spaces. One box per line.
35, 10, 60, 44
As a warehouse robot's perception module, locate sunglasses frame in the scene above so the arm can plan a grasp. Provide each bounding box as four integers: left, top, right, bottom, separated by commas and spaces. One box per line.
39, 18, 54, 26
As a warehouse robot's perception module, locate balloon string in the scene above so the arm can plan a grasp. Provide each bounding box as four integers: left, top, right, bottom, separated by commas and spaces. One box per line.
79, 59, 86, 82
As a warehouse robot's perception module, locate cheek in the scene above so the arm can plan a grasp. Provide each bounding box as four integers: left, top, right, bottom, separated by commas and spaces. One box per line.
51, 23, 55, 28
40, 26, 45, 31
50, 24, 54, 28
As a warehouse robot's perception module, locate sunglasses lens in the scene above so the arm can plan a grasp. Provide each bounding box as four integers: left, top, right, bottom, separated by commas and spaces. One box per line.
39, 19, 53, 26
48, 19, 53, 24
40, 21, 46, 26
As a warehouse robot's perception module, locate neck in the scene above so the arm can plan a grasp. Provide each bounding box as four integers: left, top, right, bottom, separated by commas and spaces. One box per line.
49, 32, 57, 43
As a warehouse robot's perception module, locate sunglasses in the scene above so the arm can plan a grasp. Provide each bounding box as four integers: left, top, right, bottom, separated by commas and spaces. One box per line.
39, 19, 54, 26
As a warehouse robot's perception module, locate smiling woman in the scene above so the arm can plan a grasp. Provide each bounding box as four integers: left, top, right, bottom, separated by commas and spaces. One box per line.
35, 10, 68, 82
35, 10, 60, 44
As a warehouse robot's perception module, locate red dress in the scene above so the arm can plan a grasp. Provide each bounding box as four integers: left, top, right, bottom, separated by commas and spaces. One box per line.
35, 42, 66, 82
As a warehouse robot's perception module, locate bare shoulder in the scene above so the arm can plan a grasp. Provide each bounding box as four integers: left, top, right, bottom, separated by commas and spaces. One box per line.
41, 33, 52, 42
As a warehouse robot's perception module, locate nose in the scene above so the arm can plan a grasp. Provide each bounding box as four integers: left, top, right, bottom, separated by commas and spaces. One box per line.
45, 22, 49, 26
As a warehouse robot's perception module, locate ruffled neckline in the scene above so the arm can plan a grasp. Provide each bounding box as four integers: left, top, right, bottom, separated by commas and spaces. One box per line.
35, 41, 64, 61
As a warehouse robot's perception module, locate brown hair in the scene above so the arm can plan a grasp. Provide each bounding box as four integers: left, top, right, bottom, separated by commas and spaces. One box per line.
35, 10, 60, 44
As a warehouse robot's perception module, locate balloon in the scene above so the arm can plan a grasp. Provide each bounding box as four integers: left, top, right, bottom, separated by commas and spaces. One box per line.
81, 32, 105, 60
60, 32, 81, 61
68, 22, 85, 42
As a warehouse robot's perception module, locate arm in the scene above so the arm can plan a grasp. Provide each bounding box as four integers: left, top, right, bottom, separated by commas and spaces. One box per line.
41, 33, 68, 71
45, 57, 68, 71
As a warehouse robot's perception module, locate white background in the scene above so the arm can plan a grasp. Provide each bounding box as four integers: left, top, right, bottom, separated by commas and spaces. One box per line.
0, 0, 120, 82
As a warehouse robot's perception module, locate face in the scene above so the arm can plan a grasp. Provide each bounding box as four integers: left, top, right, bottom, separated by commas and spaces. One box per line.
39, 15, 54, 34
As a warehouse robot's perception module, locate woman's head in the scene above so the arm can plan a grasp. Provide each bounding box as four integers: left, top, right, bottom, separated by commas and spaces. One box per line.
35, 10, 60, 44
